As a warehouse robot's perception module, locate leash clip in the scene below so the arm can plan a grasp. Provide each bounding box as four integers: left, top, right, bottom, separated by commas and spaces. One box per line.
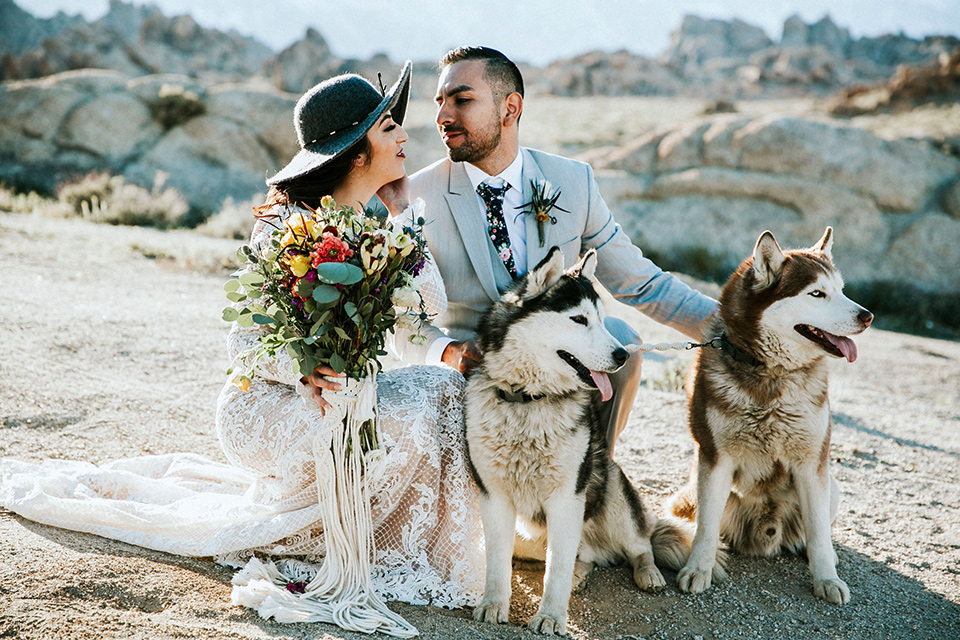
687, 337, 724, 351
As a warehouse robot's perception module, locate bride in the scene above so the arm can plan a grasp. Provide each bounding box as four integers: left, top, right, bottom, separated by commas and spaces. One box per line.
0, 62, 484, 613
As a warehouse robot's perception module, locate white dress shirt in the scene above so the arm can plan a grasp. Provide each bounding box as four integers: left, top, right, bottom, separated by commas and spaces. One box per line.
426, 151, 526, 366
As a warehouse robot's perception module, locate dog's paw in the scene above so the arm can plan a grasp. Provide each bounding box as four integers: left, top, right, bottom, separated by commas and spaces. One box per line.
677, 564, 713, 594
813, 577, 850, 605
712, 548, 729, 583
571, 560, 593, 593
472, 601, 510, 624
633, 565, 666, 592
528, 613, 566, 635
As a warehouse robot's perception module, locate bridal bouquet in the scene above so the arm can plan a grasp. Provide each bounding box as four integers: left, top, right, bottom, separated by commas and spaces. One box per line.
224, 195, 428, 389
223, 196, 429, 638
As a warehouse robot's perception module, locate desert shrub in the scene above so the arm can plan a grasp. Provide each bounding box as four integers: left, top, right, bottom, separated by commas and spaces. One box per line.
0, 183, 71, 216
57, 172, 188, 227
643, 356, 691, 394
151, 84, 206, 129
196, 195, 261, 240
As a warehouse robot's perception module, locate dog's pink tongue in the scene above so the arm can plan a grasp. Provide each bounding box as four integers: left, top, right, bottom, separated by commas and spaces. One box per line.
590, 370, 613, 401
826, 332, 858, 363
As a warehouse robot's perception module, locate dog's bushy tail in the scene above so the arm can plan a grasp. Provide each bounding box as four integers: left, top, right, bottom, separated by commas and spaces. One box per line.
652, 517, 729, 582
651, 517, 692, 571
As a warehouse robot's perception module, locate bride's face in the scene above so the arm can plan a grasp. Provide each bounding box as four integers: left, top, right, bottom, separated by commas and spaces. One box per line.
361, 113, 408, 186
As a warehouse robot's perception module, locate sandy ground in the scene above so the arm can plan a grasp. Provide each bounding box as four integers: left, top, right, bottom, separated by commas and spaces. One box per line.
1, 212, 958, 640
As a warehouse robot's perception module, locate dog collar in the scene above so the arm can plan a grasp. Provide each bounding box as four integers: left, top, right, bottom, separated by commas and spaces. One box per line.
716, 333, 765, 367
496, 387, 546, 403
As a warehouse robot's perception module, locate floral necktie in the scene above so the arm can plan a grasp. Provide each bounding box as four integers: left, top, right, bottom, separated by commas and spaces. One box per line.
476, 181, 516, 278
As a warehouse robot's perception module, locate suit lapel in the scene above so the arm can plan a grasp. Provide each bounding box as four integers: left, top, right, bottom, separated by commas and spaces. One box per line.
443, 162, 500, 302
521, 148, 551, 272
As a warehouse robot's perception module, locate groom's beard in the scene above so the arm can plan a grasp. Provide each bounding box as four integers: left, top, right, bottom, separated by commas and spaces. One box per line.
443, 120, 502, 164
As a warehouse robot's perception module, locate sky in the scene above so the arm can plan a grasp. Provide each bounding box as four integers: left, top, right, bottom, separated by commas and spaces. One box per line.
22, 0, 960, 67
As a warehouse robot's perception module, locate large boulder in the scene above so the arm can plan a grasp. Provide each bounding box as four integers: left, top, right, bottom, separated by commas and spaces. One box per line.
591, 114, 960, 293
0, 69, 294, 215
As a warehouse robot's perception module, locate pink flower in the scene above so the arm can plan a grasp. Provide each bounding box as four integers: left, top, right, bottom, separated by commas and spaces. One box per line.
311, 232, 354, 266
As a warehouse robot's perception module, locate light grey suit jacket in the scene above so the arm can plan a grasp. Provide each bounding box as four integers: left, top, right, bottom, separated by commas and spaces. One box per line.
395, 147, 717, 364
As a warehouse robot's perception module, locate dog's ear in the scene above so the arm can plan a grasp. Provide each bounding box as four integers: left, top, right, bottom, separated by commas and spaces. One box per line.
810, 226, 834, 260
565, 249, 597, 281
752, 230, 785, 289
523, 246, 566, 298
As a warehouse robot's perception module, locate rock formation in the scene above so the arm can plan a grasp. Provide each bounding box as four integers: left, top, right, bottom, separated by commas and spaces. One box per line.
590, 115, 960, 293
0, 69, 297, 214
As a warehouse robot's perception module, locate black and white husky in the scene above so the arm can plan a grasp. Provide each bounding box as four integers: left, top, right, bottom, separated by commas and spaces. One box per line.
669, 227, 873, 605
465, 247, 713, 635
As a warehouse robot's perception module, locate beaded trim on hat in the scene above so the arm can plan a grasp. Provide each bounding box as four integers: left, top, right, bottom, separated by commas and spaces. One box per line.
309, 121, 362, 145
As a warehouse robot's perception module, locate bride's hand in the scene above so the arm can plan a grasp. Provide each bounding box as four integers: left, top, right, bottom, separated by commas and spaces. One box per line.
376, 175, 410, 217
300, 365, 343, 415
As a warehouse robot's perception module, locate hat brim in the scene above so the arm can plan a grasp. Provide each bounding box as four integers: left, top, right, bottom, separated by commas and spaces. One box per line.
267, 61, 413, 186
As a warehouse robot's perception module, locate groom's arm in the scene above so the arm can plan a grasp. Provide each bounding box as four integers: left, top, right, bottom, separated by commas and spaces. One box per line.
579, 163, 718, 340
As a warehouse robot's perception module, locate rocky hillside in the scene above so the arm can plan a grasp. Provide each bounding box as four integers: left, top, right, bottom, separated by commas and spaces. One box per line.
0, 0, 273, 83
2, 0, 957, 99
535, 15, 959, 98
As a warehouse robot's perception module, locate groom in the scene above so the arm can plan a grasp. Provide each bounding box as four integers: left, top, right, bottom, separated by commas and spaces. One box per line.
398, 46, 717, 450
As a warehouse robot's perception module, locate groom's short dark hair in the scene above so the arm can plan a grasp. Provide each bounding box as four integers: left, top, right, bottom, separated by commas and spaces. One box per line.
439, 46, 524, 101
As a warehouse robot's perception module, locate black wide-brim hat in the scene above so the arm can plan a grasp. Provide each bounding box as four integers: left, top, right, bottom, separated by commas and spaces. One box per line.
267, 61, 412, 186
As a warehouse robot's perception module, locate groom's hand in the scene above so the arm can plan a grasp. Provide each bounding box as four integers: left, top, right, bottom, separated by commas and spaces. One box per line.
376, 175, 410, 217
442, 340, 483, 375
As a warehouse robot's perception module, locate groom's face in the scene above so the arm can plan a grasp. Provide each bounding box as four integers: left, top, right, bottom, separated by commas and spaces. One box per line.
435, 60, 503, 164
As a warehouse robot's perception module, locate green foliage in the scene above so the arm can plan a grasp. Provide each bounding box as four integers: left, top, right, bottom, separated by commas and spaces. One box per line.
223, 199, 430, 384
151, 84, 206, 129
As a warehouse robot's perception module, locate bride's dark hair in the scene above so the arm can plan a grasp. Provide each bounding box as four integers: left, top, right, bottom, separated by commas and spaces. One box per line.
255, 135, 372, 215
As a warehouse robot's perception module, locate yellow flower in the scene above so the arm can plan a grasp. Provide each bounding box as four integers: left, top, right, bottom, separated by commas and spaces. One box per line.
286, 211, 320, 241
288, 254, 312, 277
320, 195, 336, 211
232, 375, 251, 391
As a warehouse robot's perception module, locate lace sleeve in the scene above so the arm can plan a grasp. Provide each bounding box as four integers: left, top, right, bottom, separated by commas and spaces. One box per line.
226, 210, 302, 387
388, 199, 449, 364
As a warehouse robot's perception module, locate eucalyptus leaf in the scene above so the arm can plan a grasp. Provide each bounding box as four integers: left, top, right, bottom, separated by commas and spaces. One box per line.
344, 301, 358, 324
236, 311, 254, 328
239, 272, 265, 288
315, 262, 364, 285
223, 279, 241, 293
299, 358, 313, 377
222, 307, 239, 322
312, 284, 340, 304
330, 352, 346, 373
294, 279, 316, 298
334, 326, 350, 340
252, 313, 275, 325
226, 291, 247, 303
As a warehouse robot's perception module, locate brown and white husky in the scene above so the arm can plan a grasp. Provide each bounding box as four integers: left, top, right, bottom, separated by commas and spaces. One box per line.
669, 227, 872, 605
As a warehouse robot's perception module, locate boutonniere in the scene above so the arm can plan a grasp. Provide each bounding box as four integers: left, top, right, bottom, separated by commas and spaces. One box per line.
518, 179, 569, 247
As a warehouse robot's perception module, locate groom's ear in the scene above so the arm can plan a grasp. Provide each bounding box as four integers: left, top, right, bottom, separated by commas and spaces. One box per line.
502, 93, 522, 127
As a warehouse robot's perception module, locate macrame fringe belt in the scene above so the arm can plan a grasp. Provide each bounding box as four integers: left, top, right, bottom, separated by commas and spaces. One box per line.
231, 365, 418, 637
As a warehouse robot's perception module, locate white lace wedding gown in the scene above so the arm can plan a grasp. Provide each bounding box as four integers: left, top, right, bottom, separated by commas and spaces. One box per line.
0, 204, 485, 610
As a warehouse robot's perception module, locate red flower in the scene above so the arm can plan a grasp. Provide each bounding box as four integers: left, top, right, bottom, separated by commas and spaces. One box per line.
311, 232, 354, 266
